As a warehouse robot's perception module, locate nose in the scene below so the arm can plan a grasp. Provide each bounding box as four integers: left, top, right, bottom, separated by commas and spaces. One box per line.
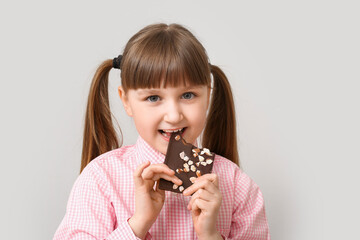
163, 100, 184, 123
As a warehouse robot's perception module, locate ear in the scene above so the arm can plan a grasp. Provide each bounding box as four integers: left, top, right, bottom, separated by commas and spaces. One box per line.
118, 86, 133, 117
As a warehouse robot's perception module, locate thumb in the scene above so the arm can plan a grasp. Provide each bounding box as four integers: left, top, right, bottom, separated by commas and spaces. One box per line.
191, 207, 200, 223
155, 180, 165, 197
133, 161, 151, 186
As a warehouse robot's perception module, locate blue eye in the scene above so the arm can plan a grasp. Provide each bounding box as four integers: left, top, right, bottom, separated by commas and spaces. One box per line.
147, 95, 160, 102
182, 92, 195, 100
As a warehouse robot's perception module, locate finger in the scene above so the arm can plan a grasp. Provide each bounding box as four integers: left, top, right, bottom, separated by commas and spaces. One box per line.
187, 188, 213, 210
141, 163, 175, 179
197, 173, 219, 187
190, 198, 208, 213
142, 164, 182, 185
155, 181, 165, 196
183, 177, 219, 196
133, 161, 151, 185
146, 172, 182, 186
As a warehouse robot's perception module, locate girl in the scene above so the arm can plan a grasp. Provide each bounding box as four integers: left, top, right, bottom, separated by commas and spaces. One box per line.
54, 23, 270, 240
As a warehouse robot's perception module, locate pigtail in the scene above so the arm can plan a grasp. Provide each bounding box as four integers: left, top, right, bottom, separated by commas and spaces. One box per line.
80, 60, 121, 173
203, 65, 239, 166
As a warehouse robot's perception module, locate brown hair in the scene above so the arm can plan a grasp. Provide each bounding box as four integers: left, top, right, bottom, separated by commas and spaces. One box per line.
80, 23, 238, 173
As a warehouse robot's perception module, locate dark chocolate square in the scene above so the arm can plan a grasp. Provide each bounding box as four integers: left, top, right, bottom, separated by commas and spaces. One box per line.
159, 133, 215, 193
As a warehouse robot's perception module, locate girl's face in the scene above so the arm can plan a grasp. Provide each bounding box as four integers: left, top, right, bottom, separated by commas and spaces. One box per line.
119, 84, 210, 155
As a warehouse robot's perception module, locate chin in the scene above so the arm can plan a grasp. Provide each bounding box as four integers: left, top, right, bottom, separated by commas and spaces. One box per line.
154, 141, 169, 155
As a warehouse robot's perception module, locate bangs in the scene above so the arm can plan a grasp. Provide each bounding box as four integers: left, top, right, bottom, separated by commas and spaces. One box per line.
121, 24, 211, 91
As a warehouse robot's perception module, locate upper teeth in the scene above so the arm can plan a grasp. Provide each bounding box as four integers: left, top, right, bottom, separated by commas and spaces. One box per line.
163, 128, 183, 133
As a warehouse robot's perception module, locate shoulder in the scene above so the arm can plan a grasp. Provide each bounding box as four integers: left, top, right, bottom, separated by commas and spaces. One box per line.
69, 145, 136, 199
79, 144, 137, 183
213, 154, 266, 210
213, 154, 260, 194
212, 154, 242, 181
213, 154, 240, 172
88, 144, 136, 168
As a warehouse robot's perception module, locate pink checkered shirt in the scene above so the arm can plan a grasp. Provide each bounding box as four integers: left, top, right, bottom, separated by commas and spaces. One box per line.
54, 137, 270, 239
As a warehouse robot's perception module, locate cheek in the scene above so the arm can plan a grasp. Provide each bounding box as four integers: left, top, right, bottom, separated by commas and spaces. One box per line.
131, 102, 154, 121
190, 104, 208, 129
198, 111, 208, 128
132, 109, 160, 132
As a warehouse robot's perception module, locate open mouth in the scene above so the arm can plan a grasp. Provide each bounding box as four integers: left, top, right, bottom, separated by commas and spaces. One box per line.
158, 127, 186, 138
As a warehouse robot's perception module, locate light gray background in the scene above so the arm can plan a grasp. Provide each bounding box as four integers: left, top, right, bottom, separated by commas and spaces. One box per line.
1, 0, 359, 239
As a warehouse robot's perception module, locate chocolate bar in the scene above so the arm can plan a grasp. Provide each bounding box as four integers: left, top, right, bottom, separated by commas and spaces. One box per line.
159, 133, 215, 193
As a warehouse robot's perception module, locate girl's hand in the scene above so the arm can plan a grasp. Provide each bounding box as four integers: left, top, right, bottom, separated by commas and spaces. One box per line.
128, 161, 182, 239
183, 174, 223, 240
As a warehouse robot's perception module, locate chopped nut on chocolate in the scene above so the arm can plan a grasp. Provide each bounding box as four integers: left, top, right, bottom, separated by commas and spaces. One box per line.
173, 184, 178, 189
179, 186, 184, 192
202, 148, 212, 156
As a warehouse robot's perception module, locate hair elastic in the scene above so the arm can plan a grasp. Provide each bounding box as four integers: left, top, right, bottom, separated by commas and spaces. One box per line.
112, 55, 122, 69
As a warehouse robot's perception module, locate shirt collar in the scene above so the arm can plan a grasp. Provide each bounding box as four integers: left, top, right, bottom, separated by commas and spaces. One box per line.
135, 136, 166, 165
